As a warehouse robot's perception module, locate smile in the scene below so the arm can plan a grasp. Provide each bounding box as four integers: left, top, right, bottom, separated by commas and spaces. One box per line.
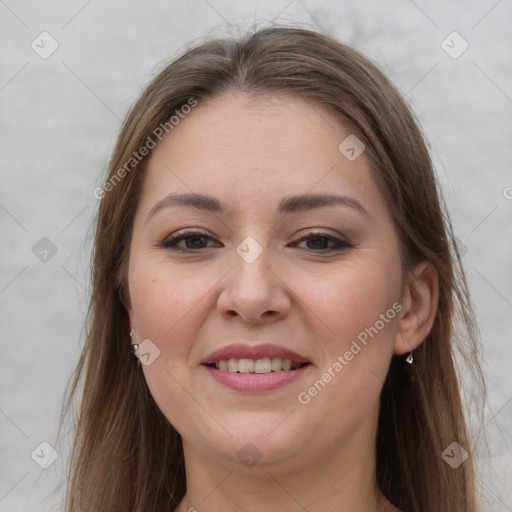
208, 357, 307, 373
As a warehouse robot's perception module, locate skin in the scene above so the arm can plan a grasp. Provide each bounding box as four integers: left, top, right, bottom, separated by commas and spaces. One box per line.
127, 92, 438, 512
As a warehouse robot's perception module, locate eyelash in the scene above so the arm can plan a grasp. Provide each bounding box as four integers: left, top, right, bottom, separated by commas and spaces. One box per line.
160, 229, 352, 253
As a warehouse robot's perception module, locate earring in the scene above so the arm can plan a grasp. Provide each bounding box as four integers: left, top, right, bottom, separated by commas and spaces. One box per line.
405, 352, 414, 365
130, 329, 141, 367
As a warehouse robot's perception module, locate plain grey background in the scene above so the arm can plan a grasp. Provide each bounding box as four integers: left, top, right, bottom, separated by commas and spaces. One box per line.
1, 0, 511, 510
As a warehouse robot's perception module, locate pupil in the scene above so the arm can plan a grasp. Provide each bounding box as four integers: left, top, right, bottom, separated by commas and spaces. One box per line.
309, 236, 327, 250
188, 236, 206, 249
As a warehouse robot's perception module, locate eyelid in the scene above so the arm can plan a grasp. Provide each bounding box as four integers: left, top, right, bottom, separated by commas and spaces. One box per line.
164, 227, 211, 239
295, 227, 348, 241
293, 231, 352, 251
160, 228, 217, 248
160, 227, 352, 253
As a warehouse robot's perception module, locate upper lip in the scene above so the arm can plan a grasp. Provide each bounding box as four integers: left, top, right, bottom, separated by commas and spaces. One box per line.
202, 343, 310, 365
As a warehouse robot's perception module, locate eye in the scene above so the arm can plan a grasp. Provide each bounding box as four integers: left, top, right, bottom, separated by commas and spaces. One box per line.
161, 230, 219, 251
161, 229, 351, 254
293, 231, 352, 252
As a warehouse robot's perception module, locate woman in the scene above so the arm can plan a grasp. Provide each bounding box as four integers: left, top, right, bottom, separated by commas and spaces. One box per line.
61, 25, 485, 511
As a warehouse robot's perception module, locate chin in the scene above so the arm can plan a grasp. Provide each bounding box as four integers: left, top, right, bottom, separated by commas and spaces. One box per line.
182, 413, 311, 470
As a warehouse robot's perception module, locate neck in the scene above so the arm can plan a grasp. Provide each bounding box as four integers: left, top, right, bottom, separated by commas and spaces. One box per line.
174, 417, 400, 512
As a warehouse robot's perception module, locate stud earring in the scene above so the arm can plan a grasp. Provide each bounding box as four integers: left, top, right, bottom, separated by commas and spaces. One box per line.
405, 352, 414, 364
130, 329, 141, 367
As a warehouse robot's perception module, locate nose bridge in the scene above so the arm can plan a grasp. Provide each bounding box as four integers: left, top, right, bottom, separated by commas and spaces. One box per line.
231, 234, 274, 292
218, 234, 290, 322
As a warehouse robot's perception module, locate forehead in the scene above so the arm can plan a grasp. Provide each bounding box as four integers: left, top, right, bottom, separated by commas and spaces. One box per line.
151, 92, 350, 170
138, 92, 383, 218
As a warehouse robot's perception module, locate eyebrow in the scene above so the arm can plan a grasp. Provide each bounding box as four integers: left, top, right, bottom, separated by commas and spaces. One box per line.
145, 192, 368, 223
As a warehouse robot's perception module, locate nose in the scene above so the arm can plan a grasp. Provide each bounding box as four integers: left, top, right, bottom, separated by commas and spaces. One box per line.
217, 243, 292, 324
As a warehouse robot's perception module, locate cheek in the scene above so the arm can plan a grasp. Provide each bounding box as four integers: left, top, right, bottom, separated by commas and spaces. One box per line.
303, 268, 400, 409
129, 263, 215, 433
295, 255, 401, 409
297, 257, 401, 346
130, 261, 209, 341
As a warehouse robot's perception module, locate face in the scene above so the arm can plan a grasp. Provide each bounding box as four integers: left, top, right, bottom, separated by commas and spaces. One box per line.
127, 92, 405, 473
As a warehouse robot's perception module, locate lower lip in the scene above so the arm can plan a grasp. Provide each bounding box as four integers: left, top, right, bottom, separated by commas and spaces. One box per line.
202, 364, 311, 392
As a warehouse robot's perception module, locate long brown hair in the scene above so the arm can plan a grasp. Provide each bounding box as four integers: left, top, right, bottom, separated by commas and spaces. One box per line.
61, 24, 486, 511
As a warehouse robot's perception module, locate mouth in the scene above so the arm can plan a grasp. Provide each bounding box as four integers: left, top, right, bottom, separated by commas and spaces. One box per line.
205, 358, 310, 373
201, 343, 312, 392
201, 343, 311, 370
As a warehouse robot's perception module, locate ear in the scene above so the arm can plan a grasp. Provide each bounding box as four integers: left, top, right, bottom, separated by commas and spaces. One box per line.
394, 260, 439, 355
119, 283, 139, 344
128, 309, 136, 330
127, 309, 140, 346
123, 290, 139, 345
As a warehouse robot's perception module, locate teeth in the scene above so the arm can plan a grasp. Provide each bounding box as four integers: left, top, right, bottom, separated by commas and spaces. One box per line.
271, 357, 282, 371
254, 357, 271, 373
238, 359, 254, 373
213, 357, 302, 373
